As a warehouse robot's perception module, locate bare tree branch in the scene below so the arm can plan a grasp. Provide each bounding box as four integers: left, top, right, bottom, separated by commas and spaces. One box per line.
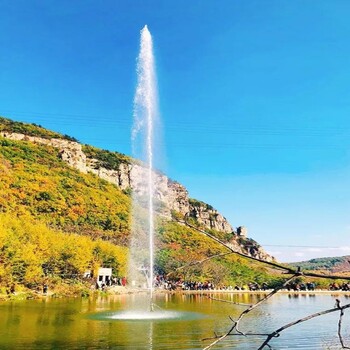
207, 295, 252, 306
202, 275, 298, 349
180, 213, 350, 281
336, 299, 350, 349
234, 275, 298, 334
174, 213, 350, 349
257, 302, 350, 349
174, 251, 234, 272
181, 214, 295, 273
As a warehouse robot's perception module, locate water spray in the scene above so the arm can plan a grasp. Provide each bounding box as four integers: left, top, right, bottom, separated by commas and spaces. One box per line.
132, 25, 157, 312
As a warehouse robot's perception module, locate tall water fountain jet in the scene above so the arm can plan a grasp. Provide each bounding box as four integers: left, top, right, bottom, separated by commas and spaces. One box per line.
92, 26, 204, 322
130, 25, 158, 311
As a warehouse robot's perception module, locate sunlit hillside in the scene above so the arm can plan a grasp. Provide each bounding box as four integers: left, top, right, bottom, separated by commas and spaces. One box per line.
0, 117, 281, 295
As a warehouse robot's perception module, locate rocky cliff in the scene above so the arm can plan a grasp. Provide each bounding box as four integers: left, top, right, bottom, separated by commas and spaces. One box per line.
0, 129, 274, 262
0, 131, 190, 217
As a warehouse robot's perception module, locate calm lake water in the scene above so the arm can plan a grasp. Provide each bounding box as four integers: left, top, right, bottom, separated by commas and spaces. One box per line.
0, 292, 349, 349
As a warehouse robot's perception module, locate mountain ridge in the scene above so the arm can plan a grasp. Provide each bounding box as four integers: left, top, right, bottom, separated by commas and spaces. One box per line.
289, 255, 350, 274
0, 116, 272, 262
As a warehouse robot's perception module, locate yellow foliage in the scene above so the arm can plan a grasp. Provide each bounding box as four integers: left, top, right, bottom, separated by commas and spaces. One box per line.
0, 213, 128, 288
0, 138, 131, 244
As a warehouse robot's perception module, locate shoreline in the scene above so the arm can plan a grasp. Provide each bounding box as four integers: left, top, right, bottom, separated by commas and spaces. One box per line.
117, 287, 350, 297
157, 289, 350, 295
2, 287, 350, 302
179, 290, 350, 297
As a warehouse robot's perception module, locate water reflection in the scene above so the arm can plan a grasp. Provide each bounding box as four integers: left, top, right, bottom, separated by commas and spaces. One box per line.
0, 293, 348, 349
149, 321, 153, 350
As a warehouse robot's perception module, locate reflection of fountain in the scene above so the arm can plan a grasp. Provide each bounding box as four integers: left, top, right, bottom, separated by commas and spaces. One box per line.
149, 321, 153, 350
130, 25, 158, 312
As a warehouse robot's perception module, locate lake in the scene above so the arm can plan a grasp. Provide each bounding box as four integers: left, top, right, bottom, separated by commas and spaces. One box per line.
0, 292, 349, 349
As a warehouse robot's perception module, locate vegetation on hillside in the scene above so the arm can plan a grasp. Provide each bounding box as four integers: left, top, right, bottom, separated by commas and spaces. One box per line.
0, 138, 131, 244
0, 214, 127, 293
156, 220, 279, 287
0, 118, 283, 295
0, 116, 77, 141
83, 145, 131, 170
288, 256, 350, 272
189, 198, 214, 211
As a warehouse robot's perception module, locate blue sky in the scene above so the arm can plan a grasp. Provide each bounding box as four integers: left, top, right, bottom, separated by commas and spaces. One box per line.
1, 0, 350, 262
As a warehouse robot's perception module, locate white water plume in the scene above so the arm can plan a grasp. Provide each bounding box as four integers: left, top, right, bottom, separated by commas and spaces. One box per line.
129, 25, 159, 307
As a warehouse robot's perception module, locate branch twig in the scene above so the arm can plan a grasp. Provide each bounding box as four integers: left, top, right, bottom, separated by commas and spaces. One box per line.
207, 295, 252, 306
336, 299, 350, 349
175, 212, 350, 349
203, 275, 298, 349
180, 213, 350, 281
174, 251, 234, 272
258, 301, 350, 349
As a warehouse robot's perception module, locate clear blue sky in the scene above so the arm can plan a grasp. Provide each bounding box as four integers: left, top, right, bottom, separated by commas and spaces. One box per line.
1, 0, 350, 262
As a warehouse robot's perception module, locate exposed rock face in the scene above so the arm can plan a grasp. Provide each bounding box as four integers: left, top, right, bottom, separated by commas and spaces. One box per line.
235, 239, 274, 262
167, 180, 190, 215
0, 131, 191, 216
0, 131, 274, 261
86, 157, 189, 216
189, 201, 233, 233
250, 246, 274, 262
0, 132, 87, 173
237, 226, 248, 237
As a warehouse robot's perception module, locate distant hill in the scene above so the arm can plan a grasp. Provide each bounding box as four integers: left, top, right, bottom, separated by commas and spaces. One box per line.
0, 116, 279, 295
289, 256, 350, 274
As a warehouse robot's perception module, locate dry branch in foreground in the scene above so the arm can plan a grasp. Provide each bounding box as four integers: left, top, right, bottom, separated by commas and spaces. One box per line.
176, 213, 350, 349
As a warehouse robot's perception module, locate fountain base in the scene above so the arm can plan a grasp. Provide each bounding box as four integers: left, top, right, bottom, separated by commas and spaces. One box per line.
108, 310, 183, 320
89, 306, 205, 322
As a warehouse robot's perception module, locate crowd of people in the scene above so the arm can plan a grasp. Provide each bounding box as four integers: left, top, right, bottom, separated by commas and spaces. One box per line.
96, 276, 127, 290
155, 275, 219, 290
154, 275, 273, 291
329, 282, 350, 291
94, 273, 350, 293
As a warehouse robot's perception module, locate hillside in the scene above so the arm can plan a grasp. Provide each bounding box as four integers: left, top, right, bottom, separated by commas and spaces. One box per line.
289, 256, 350, 274
0, 116, 279, 295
